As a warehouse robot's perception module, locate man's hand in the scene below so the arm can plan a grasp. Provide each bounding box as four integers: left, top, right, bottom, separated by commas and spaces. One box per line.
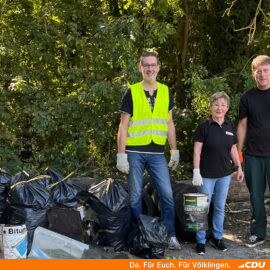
192, 168, 203, 186
116, 153, 129, 174
168, 150, 179, 170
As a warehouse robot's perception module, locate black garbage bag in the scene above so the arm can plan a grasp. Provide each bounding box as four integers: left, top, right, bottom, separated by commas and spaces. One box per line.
8, 171, 52, 209
44, 167, 63, 184
8, 171, 52, 253
128, 214, 168, 259
0, 169, 12, 223
45, 167, 85, 208
86, 178, 131, 251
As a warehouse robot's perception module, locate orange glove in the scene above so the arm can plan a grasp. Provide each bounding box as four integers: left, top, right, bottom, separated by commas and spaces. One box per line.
239, 152, 244, 164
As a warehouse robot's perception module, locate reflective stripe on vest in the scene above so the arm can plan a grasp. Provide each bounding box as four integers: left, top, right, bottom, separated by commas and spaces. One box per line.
128, 129, 168, 138
128, 118, 168, 127
126, 82, 169, 146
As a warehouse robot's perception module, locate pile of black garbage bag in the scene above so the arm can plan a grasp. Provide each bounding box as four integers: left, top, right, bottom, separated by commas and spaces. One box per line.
84, 178, 168, 258
1, 166, 208, 258
0, 168, 168, 258
0, 168, 87, 252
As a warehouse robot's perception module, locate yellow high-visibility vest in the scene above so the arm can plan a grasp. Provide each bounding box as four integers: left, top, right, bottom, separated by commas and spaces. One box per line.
126, 82, 169, 146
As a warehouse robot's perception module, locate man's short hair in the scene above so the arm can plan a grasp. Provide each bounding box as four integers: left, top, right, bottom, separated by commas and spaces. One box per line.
252, 55, 270, 71
140, 51, 159, 65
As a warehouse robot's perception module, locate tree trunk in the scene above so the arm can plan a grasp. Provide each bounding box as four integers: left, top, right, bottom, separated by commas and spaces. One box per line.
175, 0, 190, 108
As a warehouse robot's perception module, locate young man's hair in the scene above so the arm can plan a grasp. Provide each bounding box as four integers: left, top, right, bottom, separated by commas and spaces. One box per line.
140, 51, 159, 65
252, 55, 270, 71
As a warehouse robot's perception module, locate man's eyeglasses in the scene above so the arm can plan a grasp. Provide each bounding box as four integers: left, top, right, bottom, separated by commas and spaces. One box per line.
142, 64, 158, 69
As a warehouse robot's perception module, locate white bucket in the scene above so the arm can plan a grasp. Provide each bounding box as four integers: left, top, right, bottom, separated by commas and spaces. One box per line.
0, 224, 27, 259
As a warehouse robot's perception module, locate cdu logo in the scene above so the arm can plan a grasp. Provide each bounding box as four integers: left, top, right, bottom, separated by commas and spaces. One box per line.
238, 262, 265, 268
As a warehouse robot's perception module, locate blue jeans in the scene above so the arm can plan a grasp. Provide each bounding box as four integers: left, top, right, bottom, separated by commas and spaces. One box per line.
127, 152, 176, 237
196, 175, 231, 244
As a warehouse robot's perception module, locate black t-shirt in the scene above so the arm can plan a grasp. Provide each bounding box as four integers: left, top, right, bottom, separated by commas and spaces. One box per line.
239, 87, 270, 157
120, 88, 174, 153
193, 119, 237, 178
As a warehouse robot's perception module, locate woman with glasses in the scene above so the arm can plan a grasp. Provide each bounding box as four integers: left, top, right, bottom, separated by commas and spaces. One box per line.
192, 91, 244, 255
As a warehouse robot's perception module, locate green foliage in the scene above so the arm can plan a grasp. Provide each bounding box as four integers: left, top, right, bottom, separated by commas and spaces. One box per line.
0, 0, 268, 180
0, 0, 181, 176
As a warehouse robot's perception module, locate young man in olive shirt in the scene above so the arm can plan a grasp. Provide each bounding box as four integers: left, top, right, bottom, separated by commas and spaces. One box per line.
237, 55, 270, 247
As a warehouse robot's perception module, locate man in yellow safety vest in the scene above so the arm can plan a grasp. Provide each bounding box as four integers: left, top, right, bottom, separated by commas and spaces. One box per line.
116, 51, 181, 250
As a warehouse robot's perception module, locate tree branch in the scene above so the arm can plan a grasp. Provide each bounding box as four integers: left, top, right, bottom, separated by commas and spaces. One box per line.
224, 0, 267, 45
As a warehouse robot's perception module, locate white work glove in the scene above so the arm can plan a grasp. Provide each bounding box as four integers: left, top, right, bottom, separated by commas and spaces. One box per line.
116, 153, 129, 174
168, 150, 179, 170
192, 168, 203, 186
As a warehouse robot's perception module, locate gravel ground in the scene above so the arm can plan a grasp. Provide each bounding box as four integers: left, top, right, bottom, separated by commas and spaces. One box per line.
1, 201, 269, 259
165, 200, 270, 259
